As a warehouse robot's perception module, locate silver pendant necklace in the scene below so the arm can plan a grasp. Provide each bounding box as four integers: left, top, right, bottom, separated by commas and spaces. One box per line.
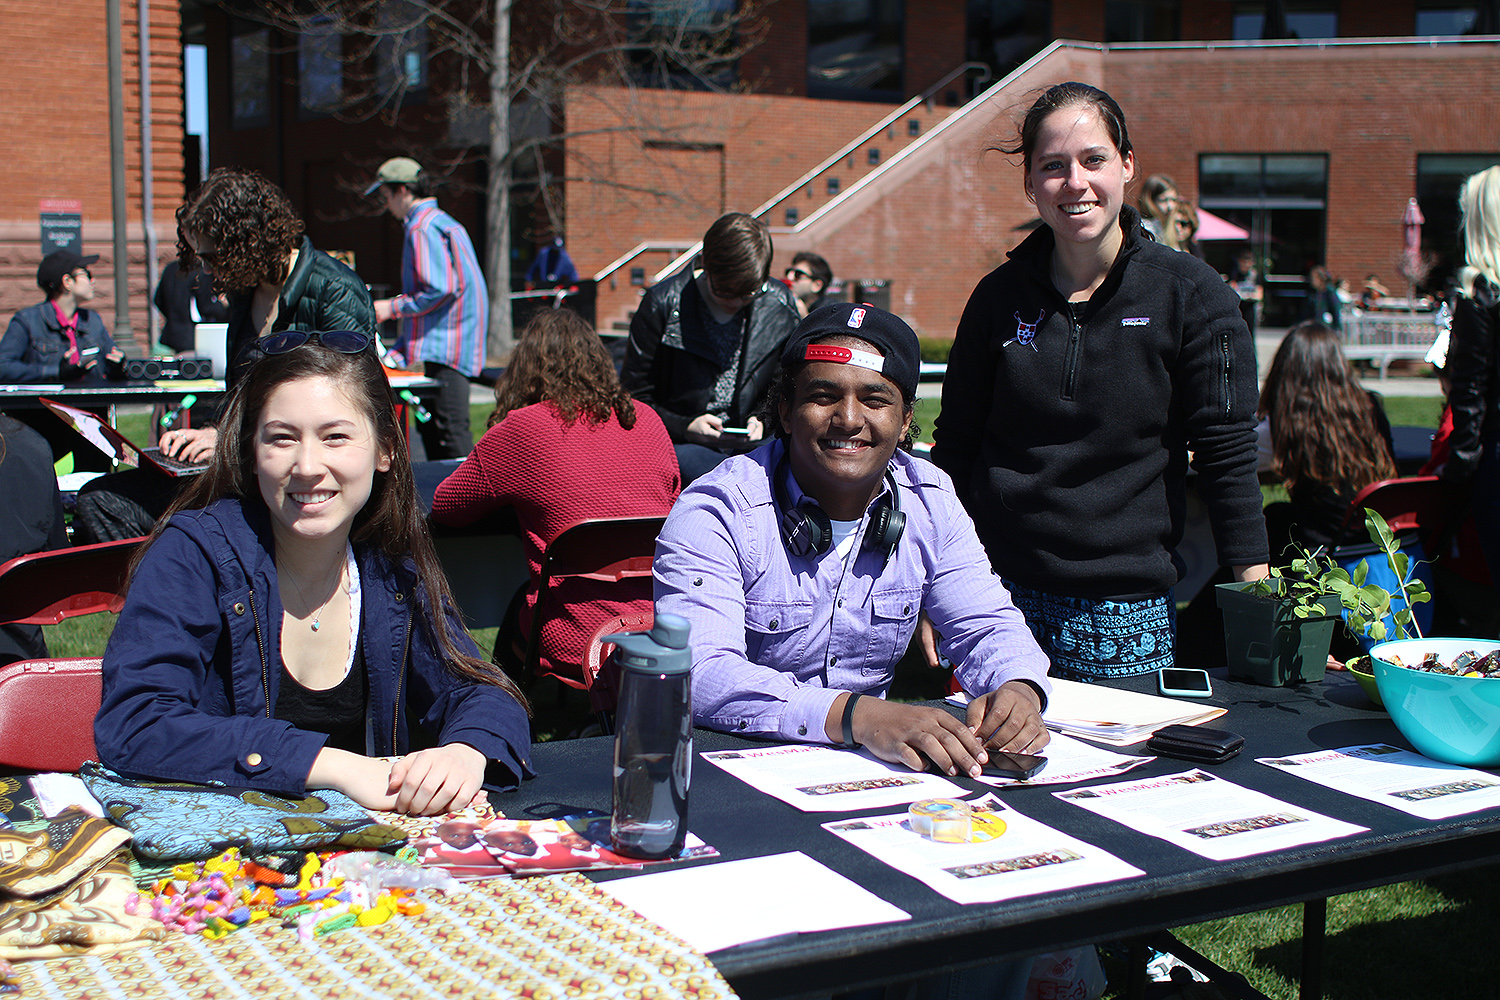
278, 557, 343, 632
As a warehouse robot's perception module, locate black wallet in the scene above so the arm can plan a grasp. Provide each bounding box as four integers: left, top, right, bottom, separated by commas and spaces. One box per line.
1145, 724, 1244, 764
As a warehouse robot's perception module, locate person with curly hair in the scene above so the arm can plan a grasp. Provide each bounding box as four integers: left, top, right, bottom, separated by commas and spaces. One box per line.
73, 169, 377, 543
430, 309, 679, 692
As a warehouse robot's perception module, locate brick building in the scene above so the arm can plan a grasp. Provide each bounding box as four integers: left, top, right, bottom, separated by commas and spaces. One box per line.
2, 1, 1497, 350
0, 0, 184, 355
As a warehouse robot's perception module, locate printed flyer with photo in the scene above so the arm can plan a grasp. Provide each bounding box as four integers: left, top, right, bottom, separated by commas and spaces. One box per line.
702, 744, 967, 812
1258, 744, 1500, 820
822, 793, 1143, 905
1054, 769, 1367, 861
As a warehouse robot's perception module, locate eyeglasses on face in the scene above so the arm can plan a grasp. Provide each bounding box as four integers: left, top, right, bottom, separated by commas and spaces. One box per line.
785, 268, 814, 281
260, 330, 373, 356
69, 268, 92, 281
708, 278, 765, 305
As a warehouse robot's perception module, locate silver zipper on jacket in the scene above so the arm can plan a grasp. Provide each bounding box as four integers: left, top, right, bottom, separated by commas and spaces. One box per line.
247, 589, 271, 717
391, 601, 413, 751
1219, 330, 1233, 416
1061, 310, 1083, 401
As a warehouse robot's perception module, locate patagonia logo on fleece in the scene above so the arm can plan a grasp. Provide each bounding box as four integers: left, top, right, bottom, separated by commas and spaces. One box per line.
1121, 317, 1150, 327
1004, 310, 1044, 350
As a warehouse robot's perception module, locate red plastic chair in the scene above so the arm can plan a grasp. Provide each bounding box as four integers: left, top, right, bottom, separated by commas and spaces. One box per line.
0, 658, 102, 771
582, 611, 656, 728
0, 536, 146, 625
1331, 476, 1456, 556
520, 517, 665, 692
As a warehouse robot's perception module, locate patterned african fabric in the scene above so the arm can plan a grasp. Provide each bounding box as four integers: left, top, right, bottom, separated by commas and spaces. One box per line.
0, 812, 168, 960
79, 764, 407, 862
1005, 582, 1177, 681
15, 873, 737, 1000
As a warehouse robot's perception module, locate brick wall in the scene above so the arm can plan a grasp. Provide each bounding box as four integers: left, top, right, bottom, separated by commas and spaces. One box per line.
0, 0, 184, 354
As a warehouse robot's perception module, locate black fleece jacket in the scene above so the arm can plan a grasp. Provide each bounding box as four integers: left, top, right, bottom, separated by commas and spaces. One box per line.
931, 207, 1268, 600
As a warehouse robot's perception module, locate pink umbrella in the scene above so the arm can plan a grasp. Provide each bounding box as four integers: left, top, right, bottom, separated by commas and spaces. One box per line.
1195, 207, 1249, 241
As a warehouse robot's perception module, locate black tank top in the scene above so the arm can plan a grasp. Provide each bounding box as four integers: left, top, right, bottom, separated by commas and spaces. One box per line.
274, 642, 368, 753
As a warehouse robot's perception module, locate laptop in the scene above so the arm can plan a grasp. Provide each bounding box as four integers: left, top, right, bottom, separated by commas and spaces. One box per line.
40, 398, 210, 477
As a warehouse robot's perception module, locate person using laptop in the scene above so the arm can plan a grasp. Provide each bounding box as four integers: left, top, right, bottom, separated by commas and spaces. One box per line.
73, 168, 377, 543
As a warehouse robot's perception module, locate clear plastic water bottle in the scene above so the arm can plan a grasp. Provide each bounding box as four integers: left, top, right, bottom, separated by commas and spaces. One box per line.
608, 613, 692, 861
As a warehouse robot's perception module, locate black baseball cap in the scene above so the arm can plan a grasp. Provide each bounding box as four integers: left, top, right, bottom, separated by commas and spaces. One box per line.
780, 301, 920, 399
37, 251, 99, 290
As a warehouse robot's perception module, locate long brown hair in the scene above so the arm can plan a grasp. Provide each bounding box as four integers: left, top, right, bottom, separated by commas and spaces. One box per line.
488, 309, 636, 431
177, 168, 304, 294
1259, 321, 1396, 494
132, 340, 528, 708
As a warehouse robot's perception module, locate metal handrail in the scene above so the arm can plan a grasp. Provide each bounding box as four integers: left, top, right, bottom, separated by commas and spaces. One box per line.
591, 241, 697, 284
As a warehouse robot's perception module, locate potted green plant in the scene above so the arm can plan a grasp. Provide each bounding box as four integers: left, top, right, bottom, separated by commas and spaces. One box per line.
1215, 509, 1431, 687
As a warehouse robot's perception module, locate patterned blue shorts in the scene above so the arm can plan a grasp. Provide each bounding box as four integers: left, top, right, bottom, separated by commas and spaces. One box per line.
1004, 583, 1176, 681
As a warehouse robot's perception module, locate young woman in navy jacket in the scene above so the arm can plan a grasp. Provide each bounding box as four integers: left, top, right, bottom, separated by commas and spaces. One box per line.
95, 333, 531, 814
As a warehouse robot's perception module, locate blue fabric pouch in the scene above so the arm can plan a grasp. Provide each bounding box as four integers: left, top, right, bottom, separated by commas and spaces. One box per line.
79, 763, 407, 861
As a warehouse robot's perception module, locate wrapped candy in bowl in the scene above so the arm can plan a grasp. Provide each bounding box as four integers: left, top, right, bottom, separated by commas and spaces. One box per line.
1372, 638, 1500, 766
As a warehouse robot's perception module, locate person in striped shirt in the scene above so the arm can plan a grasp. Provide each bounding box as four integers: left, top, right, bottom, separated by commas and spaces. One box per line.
370, 158, 487, 460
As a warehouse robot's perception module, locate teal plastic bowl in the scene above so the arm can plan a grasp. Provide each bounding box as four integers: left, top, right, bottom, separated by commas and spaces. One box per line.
1371, 638, 1500, 766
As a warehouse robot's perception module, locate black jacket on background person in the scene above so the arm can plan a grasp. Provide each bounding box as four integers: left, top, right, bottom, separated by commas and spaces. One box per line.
154, 260, 229, 354
0, 415, 68, 665
1443, 277, 1500, 483
931, 206, 1268, 601
621, 264, 799, 443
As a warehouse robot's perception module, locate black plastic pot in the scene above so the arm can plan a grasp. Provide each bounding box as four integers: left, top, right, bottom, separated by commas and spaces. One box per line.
1216, 582, 1341, 687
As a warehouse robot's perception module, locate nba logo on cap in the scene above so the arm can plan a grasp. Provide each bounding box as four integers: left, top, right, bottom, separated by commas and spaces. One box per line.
847, 307, 866, 329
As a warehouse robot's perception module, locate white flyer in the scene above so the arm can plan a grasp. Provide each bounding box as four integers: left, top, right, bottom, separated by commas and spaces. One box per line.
701, 744, 966, 812
1054, 769, 1367, 861
975, 733, 1155, 788
597, 851, 910, 953
1257, 743, 1500, 820
822, 793, 1144, 905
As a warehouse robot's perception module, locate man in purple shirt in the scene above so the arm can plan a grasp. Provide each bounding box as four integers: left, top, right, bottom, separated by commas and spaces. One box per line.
654, 303, 1051, 778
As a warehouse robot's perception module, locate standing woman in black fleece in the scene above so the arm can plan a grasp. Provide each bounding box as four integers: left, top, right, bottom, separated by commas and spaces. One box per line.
930, 82, 1269, 681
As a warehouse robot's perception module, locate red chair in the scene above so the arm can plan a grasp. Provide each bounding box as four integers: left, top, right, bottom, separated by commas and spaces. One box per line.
1331, 476, 1456, 556
0, 536, 145, 626
0, 658, 102, 771
582, 611, 656, 730
520, 516, 666, 698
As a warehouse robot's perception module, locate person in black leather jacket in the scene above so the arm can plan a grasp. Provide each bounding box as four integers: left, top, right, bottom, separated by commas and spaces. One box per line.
621, 213, 799, 483
1443, 165, 1500, 583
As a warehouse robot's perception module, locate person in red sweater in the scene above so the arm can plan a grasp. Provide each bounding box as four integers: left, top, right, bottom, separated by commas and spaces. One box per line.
431, 309, 680, 691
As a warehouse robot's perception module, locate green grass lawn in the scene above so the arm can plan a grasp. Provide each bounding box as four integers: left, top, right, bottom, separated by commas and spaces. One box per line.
53, 397, 1467, 997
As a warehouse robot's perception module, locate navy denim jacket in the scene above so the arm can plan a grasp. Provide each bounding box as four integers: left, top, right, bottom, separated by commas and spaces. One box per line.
95, 498, 533, 796
0, 300, 118, 383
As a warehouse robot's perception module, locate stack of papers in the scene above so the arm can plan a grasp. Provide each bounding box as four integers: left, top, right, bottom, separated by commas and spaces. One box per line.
1042, 679, 1226, 746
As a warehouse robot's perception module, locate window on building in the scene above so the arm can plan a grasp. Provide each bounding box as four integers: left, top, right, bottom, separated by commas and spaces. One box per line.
785, 207, 799, 226
627, 0, 740, 90
808, 0, 904, 102
1415, 3, 1499, 34
966, 0, 1051, 84
298, 16, 344, 119
1105, 0, 1181, 42
1199, 153, 1328, 325
230, 21, 270, 130
1417, 154, 1500, 291
375, 1, 429, 104
868, 148, 880, 165
1232, 2, 1338, 40
827, 177, 840, 195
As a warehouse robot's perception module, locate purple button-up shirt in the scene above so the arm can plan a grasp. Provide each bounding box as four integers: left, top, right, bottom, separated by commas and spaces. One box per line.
654, 439, 1051, 742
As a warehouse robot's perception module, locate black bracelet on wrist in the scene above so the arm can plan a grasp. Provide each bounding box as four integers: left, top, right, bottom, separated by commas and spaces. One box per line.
842, 693, 862, 749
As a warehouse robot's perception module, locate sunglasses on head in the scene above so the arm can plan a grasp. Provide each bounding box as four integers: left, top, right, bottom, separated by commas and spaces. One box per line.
260, 330, 373, 356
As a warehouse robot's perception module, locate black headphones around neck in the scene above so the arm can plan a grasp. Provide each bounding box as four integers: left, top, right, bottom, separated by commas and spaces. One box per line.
772, 457, 906, 564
